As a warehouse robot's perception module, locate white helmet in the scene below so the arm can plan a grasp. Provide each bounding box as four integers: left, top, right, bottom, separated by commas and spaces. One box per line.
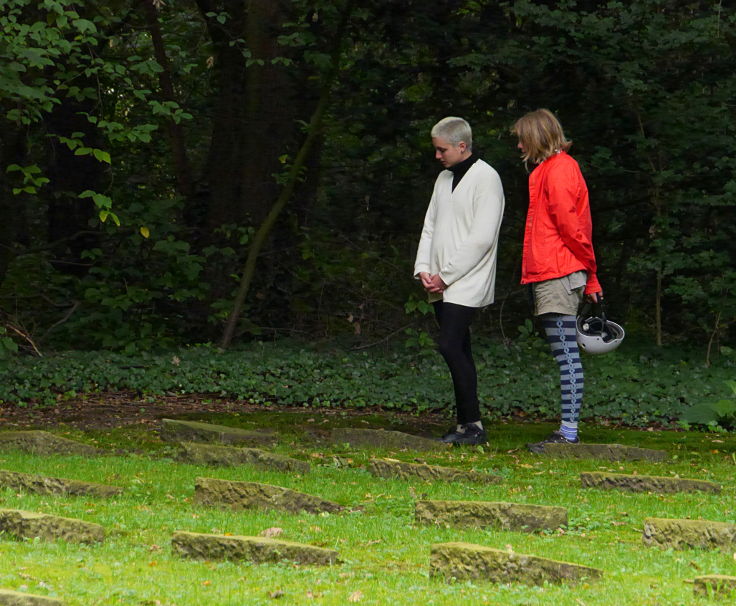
576, 308, 625, 355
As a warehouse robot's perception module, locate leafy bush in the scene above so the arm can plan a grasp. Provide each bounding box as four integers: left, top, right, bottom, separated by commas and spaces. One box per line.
680, 380, 736, 431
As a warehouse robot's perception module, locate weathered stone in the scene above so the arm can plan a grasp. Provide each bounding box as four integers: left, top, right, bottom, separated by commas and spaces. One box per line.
0, 589, 64, 605
330, 428, 447, 452
369, 458, 501, 484
643, 517, 736, 551
430, 542, 603, 585
581, 471, 720, 494
159, 419, 277, 447
177, 442, 309, 474
694, 575, 736, 598
171, 531, 337, 565
532, 442, 667, 462
0, 469, 122, 498
0, 509, 104, 544
0, 431, 100, 457
416, 500, 567, 532
194, 477, 343, 514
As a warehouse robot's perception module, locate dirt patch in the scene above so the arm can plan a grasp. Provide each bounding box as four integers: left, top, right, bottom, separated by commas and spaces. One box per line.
0, 391, 446, 432
0, 392, 272, 430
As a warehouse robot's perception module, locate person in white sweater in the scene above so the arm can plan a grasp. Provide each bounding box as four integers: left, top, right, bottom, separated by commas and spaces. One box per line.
414, 117, 505, 445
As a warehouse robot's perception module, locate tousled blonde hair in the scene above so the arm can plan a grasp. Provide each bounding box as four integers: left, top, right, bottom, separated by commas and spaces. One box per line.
511, 108, 571, 165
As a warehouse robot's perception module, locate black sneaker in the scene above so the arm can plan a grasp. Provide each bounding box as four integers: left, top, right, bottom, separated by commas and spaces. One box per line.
440, 423, 488, 446
527, 431, 579, 454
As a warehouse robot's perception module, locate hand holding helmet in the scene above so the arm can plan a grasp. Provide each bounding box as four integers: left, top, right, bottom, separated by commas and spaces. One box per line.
576, 301, 625, 354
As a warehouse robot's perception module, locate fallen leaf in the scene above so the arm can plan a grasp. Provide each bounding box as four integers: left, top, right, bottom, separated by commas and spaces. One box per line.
348, 591, 364, 602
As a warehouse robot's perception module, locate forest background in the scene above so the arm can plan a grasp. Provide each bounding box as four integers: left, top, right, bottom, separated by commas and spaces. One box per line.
0, 0, 734, 415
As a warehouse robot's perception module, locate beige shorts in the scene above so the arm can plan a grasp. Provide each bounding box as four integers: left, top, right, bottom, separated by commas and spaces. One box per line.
532, 271, 586, 316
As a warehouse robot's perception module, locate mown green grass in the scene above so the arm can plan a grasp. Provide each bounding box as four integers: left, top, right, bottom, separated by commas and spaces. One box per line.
0, 414, 734, 605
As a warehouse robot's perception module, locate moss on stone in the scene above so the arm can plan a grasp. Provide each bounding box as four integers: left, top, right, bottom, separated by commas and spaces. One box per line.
171, 531, 337, 565
430, 542, 603, 585
0, 508, 104, 544
368, 458, 500, 484
416, 500, 566, 532
194, 477, 343, 514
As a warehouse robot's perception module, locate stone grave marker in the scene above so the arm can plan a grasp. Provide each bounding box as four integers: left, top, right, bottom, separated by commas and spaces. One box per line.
530, 442, 667, 462
581, 471, 720, 494
416, 500, 567, 532
368, 458, 501, 484
159, 419, 277, 447
430, 542, 603, 585
0, 469, 123, 498
0, 509, 104, 544
330, 428, 447, 452
0, 589, 65, 605
694, 574, 736, 598
0, 431, 100, 457
177, 442, 309, 474
172, 531, 337, 565
643, 517, 736, 550
194, 477, 343, 514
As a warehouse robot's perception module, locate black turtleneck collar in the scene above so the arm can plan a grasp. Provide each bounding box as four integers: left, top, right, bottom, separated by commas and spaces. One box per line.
448, 154, 479, 191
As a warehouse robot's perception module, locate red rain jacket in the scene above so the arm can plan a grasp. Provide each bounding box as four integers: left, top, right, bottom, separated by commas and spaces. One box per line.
521, 151, 601, 295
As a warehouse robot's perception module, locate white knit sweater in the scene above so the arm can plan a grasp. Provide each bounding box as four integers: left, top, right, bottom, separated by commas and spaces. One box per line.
413, 159, 505, 307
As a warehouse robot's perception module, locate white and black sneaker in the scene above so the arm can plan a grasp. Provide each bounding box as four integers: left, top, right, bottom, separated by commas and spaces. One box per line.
527, 431, 579, 454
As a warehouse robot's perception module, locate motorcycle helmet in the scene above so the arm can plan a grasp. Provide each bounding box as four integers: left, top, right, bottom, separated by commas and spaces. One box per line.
576, 304, 625, 355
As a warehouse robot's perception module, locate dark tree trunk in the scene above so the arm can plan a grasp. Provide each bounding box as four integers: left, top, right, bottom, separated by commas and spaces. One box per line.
194, 0, 316, 232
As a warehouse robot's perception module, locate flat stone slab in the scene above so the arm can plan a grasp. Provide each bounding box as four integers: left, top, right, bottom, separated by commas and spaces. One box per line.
331, 428, 447, 452
581, 471, 720, 494
369, 458, 501, 484
159, 419, 277, 447
0, 431, 100, 456
531, 442, 667, 462
194, 477, 343, 514
416, 500, 567, 532
177, 442, 309, 474
0, 470, 123, 498
0, 589, 64, 605
430, 542, 603, 585
694, 575, 736, 597
643, 517, 736, 550
0, 508, 104, 544
171, 531, 337, 565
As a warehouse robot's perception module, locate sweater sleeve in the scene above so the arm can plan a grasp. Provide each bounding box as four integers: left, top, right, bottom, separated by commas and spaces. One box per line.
413, 188, 437, 277
438, 168, 504, 285
546, 163, 601, 294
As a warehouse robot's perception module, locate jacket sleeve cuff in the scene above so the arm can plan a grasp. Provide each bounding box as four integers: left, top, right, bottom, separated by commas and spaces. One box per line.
584, 274, 602, 295
414, 265, 430, 278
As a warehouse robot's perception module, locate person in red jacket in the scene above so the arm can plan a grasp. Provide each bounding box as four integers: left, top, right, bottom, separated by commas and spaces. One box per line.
511, 109, 602, 451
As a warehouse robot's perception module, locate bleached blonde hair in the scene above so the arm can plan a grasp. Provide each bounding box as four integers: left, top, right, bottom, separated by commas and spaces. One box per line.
431, 116, 473, 150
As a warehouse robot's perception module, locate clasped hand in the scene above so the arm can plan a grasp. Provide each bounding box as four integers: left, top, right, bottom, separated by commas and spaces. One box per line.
419, 272, 447, 293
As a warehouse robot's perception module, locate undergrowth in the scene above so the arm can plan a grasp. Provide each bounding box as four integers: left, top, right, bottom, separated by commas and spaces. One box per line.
1, 338, 734, 430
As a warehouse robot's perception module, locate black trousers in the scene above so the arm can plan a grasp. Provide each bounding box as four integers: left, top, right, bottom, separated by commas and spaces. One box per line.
433, 301, 479, 424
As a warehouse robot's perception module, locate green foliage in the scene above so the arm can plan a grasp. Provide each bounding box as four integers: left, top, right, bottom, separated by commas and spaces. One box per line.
681, 380, 736, 431
0, 341, 731, 431
0, 326, 19, 361
0, 0, 735, 353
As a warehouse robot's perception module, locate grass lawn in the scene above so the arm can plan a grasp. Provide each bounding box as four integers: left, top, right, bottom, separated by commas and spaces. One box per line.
0, 411, 734, 605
